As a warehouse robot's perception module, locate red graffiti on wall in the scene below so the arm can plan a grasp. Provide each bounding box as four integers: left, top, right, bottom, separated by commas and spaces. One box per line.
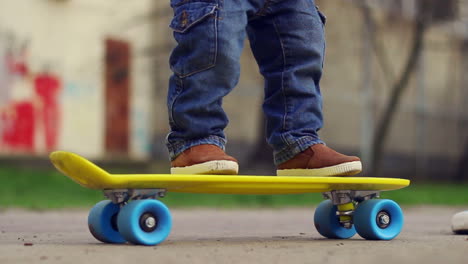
34, 73, 61, 151
1, 47, 35, 153
0, 37, 62, 154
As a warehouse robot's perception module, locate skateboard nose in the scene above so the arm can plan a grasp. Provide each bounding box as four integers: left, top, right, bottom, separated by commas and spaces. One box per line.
50, 151, 70, 177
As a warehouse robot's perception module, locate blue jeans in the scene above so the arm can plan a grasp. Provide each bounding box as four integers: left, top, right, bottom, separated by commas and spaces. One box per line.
167, 0, 327, 165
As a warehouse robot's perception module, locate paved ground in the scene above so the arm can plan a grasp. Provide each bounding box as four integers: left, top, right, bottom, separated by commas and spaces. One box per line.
0, 206, 467, 264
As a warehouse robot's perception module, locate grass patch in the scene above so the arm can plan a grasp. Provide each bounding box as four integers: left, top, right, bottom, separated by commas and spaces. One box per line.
1, 165, 467, 209
380, 183, 468, 206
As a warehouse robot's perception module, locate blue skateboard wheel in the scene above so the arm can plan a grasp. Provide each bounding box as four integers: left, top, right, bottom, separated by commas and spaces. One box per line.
117, 199, 172, 246
88, 200, 126, 244
354, 199, 404, 240
314, 200, 356, 239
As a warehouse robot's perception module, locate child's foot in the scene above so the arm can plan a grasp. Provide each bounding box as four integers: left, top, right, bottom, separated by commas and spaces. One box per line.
452, 211, 468, 234
171, 144, 239, 175
276, 144, 362, 176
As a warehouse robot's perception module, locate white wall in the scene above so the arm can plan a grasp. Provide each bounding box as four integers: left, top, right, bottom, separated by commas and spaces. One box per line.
0, 0, 157, 159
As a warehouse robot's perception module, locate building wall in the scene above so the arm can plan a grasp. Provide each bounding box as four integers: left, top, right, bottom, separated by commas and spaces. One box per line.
0, 0, 466, 179
0, 0, 156, 159
313, 1, 467, 178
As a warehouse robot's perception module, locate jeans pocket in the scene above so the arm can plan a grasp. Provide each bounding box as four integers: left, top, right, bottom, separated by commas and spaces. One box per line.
169, 2, 218, 78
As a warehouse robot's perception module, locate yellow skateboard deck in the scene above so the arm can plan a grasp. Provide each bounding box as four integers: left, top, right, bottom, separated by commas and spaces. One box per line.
50, 151, 409, 195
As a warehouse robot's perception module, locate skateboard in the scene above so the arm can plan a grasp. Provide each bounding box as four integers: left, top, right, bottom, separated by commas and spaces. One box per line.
50, 151, 410, 246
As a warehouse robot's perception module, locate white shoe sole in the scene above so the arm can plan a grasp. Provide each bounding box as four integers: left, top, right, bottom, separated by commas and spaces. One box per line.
276, 161, 362, 177
452, 211, 468, 234
171, 160, 239, 175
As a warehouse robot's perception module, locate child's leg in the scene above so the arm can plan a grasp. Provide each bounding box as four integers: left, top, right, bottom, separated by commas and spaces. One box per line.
167, 0, 248, 172
247, 0, 361, 175
247, 0, 326, 164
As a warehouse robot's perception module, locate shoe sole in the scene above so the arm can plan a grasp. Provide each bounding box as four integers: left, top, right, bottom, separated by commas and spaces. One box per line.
452, 211, 468, 234
171, 160, 239, 175
276, 161, 362, 177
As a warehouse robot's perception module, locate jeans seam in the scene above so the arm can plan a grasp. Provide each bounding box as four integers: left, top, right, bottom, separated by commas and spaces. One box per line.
169, 77, 184, 129
272, 17, 290, 145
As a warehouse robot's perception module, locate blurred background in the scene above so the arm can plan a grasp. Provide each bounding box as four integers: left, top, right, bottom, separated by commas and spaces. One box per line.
0, 0, 467, 185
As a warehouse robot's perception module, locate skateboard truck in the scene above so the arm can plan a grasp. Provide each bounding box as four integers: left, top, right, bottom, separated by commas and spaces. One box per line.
104, 189, 167, 205
322, 190, 380, 228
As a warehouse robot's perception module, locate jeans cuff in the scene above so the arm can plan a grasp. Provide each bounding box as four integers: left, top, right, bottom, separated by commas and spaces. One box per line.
274, 136, 325, 165
166, 135, 227, 161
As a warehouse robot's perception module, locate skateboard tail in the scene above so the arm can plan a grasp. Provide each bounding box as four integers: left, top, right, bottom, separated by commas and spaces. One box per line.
50, 151, 114, 189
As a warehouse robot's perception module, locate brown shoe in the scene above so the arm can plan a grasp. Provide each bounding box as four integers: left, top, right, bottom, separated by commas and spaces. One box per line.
277, 144, 362, 176
171, 144, 239, 175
